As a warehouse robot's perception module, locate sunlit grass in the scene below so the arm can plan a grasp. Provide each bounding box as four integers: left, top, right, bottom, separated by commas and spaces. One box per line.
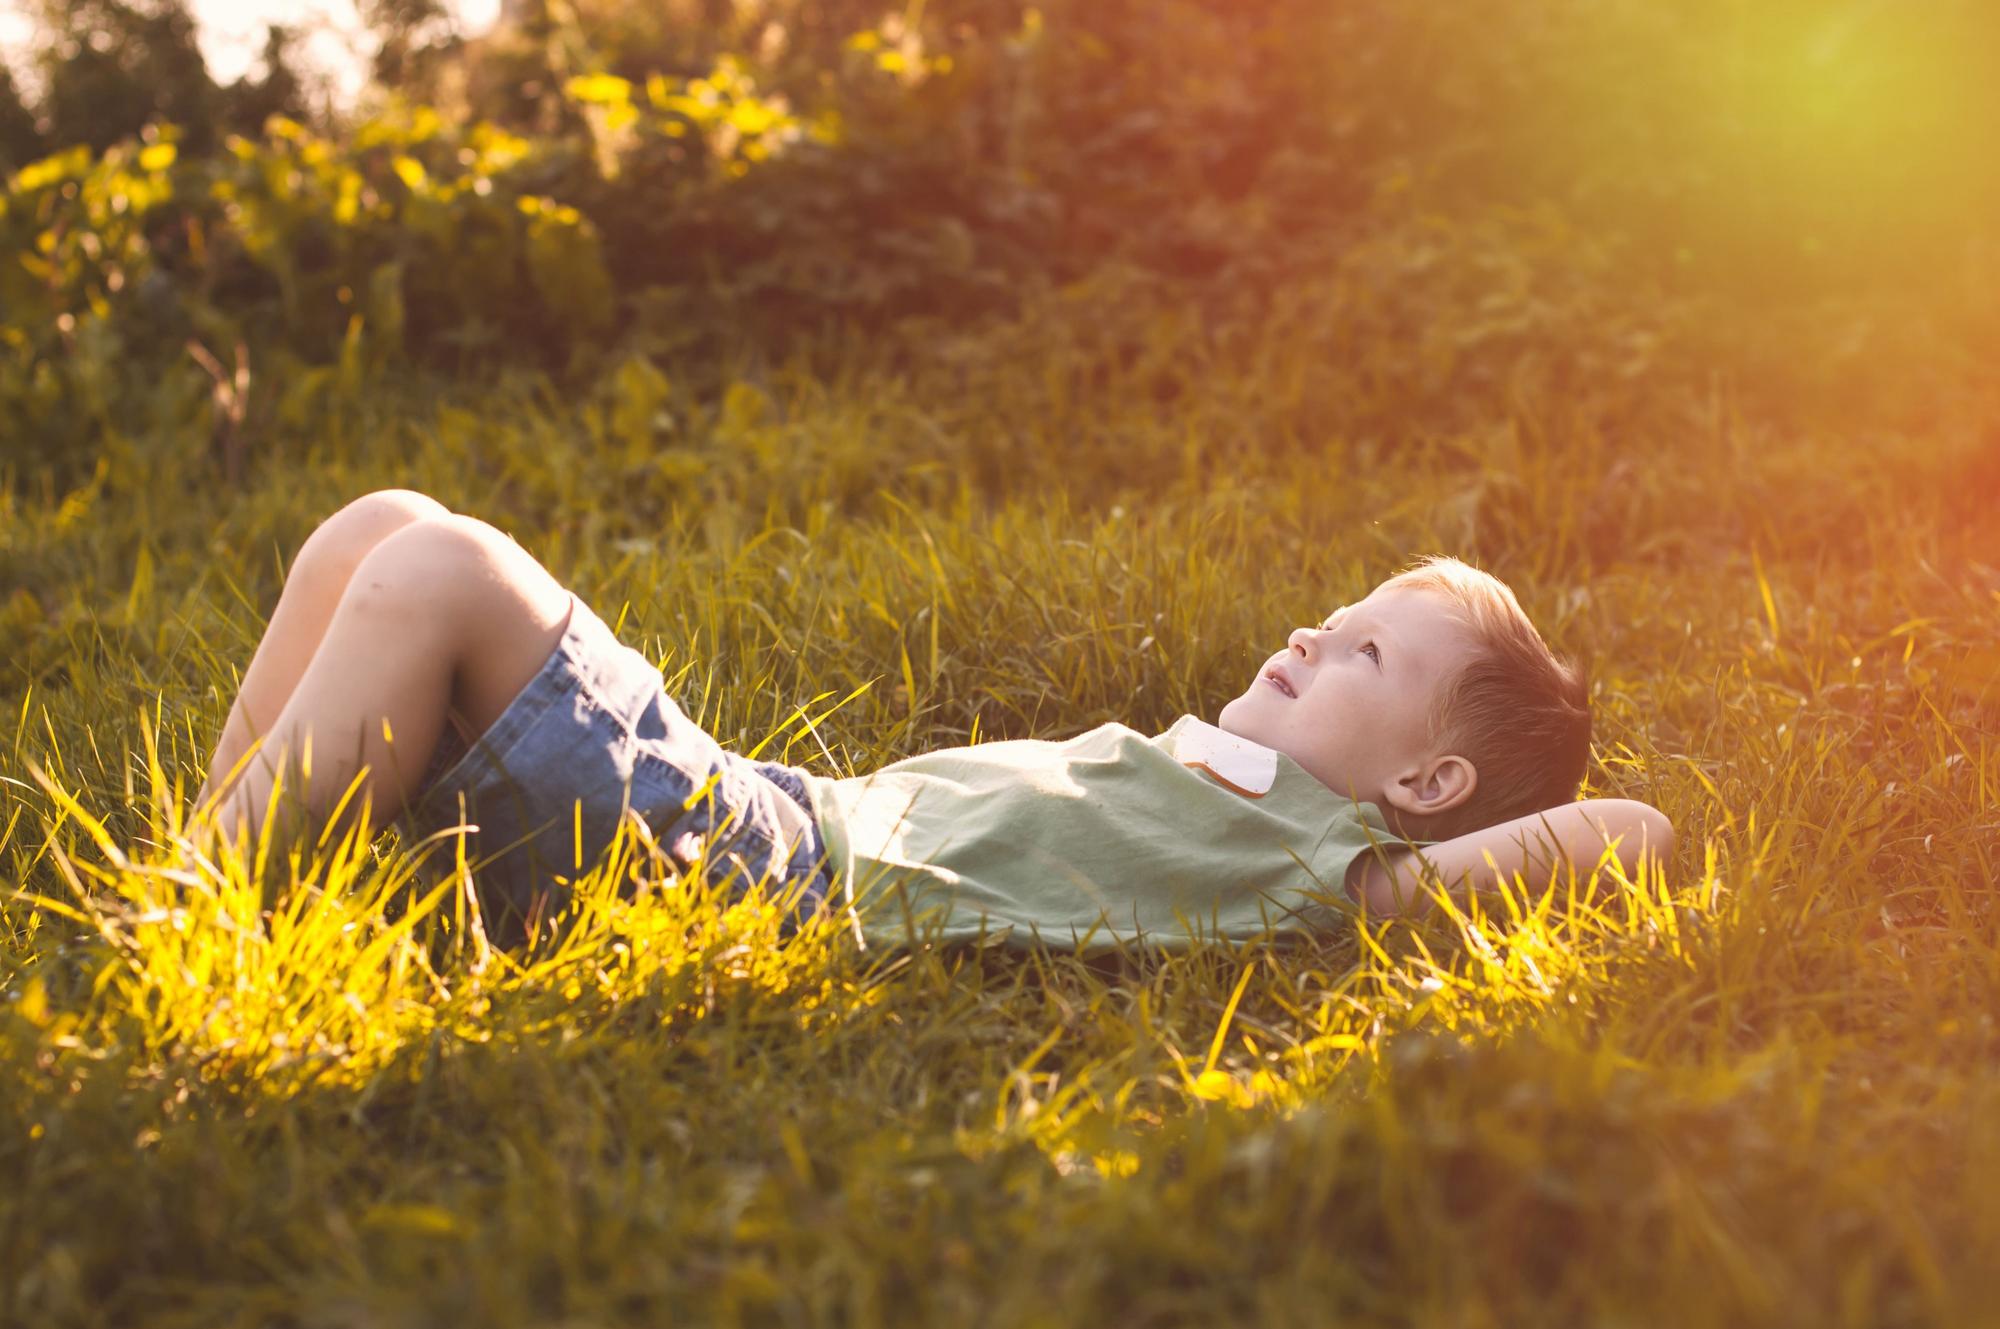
3, 250, 1998, 1324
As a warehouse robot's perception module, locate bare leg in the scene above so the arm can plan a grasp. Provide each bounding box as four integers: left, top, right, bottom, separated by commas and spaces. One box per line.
207, 514, 574, 853
195, 489, 452, 816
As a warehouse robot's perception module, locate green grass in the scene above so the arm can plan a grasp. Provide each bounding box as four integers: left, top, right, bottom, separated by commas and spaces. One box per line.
4, 242, 1999, 1326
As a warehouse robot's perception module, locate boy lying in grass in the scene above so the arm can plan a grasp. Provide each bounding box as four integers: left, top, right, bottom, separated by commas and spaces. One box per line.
191, 490, 1674, 948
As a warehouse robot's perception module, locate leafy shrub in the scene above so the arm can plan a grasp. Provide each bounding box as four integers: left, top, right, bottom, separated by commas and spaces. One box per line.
5, 0, 1995, 494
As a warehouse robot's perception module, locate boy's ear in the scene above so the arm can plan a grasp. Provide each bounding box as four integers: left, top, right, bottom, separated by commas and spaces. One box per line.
1384, 754, 1477, 820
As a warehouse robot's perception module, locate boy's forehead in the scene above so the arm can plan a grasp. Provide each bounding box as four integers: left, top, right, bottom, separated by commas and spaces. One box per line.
1339, 583, 1446, 621
1339, 586, 1477, 649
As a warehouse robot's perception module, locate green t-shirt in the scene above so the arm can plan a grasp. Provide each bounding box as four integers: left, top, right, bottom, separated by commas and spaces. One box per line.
797, 715, 1412, 951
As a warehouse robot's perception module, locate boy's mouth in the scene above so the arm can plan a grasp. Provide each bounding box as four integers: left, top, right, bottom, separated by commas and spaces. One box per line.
1262, 665, 1297, 699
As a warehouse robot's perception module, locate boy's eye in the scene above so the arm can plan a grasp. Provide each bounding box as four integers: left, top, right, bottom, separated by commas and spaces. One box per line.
1362, 641, 1381, 665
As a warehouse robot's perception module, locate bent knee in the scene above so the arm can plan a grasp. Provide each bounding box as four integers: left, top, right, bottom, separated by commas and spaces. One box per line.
347, 514, 563, 629
300, 489, 454, 583
348, 515, 494, 597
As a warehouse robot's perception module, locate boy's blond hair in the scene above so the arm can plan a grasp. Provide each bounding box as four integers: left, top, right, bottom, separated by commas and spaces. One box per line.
1384, 555, 1591, 840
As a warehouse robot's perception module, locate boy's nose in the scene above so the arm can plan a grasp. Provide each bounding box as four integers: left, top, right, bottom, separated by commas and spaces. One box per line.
1288, 626, 1320, 659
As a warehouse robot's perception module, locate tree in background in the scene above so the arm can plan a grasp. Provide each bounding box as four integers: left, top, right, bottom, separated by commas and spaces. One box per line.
361, 0, 462, 99
0, 64, 42, 170
29, 0, 218, 153
215, 23, 312, 139
10, 0, 317, 159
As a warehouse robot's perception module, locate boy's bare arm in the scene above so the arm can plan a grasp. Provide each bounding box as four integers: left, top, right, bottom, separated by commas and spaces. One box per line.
1344, 798, 1675, 917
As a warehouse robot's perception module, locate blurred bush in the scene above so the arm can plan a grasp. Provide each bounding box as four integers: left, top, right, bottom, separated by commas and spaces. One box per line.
3, 0, 1995, 493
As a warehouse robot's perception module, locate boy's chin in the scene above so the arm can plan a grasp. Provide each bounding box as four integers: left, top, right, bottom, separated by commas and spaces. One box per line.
1214, 695, 1262, 741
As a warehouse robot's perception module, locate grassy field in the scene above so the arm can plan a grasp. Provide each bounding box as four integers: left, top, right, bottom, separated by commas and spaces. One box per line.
4, 235, 1999, 1325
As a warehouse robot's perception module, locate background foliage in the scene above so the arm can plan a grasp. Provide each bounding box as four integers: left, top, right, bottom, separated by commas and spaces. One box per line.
3, 1, 1999, 1325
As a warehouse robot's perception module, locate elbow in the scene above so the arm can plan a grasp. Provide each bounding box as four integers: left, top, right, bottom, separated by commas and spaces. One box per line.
1619, 800, 1676, 872
1642, 804, 1676, 859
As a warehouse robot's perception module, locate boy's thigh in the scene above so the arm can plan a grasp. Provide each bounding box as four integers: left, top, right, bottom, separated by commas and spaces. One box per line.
402, 591, 819, 923
353, 515, 575, 741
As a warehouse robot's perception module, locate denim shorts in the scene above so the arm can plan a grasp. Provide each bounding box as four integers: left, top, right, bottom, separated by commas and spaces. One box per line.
394, 591, 834, 939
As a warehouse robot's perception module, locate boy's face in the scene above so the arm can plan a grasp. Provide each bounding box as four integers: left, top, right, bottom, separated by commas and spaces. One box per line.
1217, 585, 1481, 812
